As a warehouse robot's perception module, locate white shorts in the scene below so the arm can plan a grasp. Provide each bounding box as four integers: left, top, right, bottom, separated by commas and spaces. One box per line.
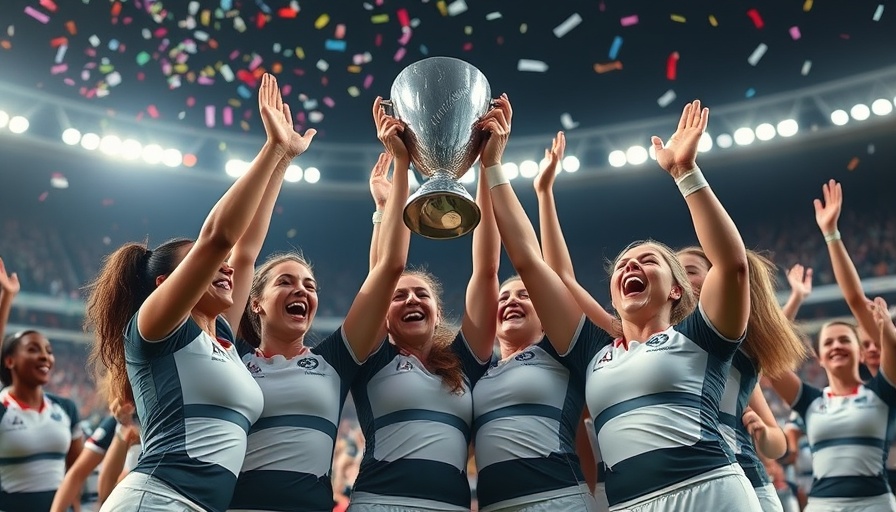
486, 492, 598, 512
804, 493, 896, 512
594, 482, 611, 512
754, 483, 784, 512
611, 473, 762, 512
99, 472, 204, 512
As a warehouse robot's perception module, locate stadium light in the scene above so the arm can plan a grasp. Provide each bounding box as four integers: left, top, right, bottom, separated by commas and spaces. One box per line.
626, 146, 648, 165
460, 169, 476, 184
304, 167, 321, 184
8, 116, 29, 134
733, 127, 755, 146
0, 110, 8, 129
755, 123, 776, 141
162, 148, 183, 168
698, 132, 713, 152
871, 98, 893, 116
99, 135, 123, 156
121, 139, 143, 160
503, 162, 520, 180
519, 160, 539, 178
225, 159, 249, 178
61, 128, 81, 145
80, 132, 101, 150
142, 144, 164, 165
608, 150, 626, 168
830, 109, 849, 126
850, 104, 870, 121
716, 133, 733, 149
562, 155, 580, 172
776, 119, 799, 137
284, 164, 303, 183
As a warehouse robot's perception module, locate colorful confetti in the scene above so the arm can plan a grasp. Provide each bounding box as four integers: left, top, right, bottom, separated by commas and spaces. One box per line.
553, 13, 583, 38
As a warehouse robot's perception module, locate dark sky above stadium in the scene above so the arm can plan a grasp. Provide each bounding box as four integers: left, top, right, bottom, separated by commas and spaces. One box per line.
2, 0, 895, 143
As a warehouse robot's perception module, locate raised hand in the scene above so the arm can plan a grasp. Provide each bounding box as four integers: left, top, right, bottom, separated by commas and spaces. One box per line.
258, 73, 317, 158
813, 179, 842, 235
479, 93, 512, 168
786, 264, 813, 300
369, 152, 393, 210
870, 297, 896, 345
373, 97, 409, 161
534, 131, 564, 195
110, 398, 136, 428
0, 257, 20, 296
651, 99, 709, 179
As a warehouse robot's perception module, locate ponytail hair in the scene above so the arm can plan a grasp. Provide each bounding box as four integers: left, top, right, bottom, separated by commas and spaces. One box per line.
84, 238, 193, 404
403, 269, 465, 394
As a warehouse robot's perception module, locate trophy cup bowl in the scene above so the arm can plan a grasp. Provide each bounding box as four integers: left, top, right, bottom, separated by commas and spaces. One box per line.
385, 56, 492, 239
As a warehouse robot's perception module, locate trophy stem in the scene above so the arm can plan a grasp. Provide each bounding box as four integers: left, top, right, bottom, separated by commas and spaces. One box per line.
403, 171, 481, 239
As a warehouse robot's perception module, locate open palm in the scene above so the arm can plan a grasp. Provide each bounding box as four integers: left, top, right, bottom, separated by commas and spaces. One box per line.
0, 257, 19, 295
652, 100, 708, 178
369, 152, 393, 208
258, 73, 316, 158
534, 131, 564, 195
813, 179, 842, 234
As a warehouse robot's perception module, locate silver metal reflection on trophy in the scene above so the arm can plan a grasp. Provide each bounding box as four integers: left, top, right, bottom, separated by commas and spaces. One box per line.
385, 56, 492, 239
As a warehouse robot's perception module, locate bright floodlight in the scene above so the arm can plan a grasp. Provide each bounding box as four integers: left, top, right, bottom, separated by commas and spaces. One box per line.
626, 146, 648, 165
8, 116, 29, 134
830, 109, 849, 126
162, 148, 183, 167
80, 132, 101, 150
850, 103, 870, 121
519, 160, 539, 178
460, 169, 476, 184
284, 164, 303, 183
733, 127, 755, 146
562, 155, 580, 172
608, 150, 627, 168
503, 162, 520, 180
99, 135, 123, 156
698, 132, 713, 152
776, 119, 799, 137
755, 123, 776, 141
0, 110, 8, 128
142, 144, 164, 164
304, 166, 320, 184
225, 159, 249, 177
121, 139, 143, 159
871, 98, 893, 116
61, 128, 81, 145
715, 133, 733, 149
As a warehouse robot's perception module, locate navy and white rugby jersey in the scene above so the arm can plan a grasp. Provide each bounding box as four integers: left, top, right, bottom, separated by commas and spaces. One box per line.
124, 312, 264, 512
0, 389, 81, 512
791, 372, 896, 499
718, 350, 771, 488
571, 307, 742, 507
473, 338, 590, 510
350, 332, 489, 510
229, 327, 366, 512
81, 415, 118, 505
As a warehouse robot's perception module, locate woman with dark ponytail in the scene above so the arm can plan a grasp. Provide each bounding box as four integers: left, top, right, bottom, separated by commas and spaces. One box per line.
84, 74, 316, 512
0, 258, 84, 512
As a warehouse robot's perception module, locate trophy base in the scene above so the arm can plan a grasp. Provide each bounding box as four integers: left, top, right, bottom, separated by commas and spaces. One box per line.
403, 173, 481, 239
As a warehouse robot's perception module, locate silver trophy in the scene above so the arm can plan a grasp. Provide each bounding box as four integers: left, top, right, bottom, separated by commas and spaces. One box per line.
383, 57, 492, 239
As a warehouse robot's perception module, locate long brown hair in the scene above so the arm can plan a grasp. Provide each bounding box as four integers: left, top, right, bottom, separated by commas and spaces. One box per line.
238, 252, 315, 348
677, 247, 807, 378
84, 238, 193, 404
401, 269, 465, 394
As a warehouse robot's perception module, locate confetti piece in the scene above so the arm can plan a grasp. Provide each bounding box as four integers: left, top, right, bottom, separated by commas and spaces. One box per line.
237, 85, 252, 98
666, 51, 679, 80
560, 113, 579, 130
745, 88, 756, 98
657, 89, 677, 108
517, 59, 548, 72
436, 1, 447, 16
316, 59, 329, 71
89, 34, 100, 47
220, 64, 234, 81
223, 106, 233, 126
399, 27, 413, 45
314, 14, 330, 29
553, 13, 583, 38
394, 47, 406, 61
147, 105, 160, 118
49, 36, 66, 47
205, 105, 215, 127
801, 60, 812, 75
40, 0, 58, 13
363, 74, 374, 89
520, 23, 528, 34
486, 12, 502, 21
38, 191, 49, 202
708, 15, 718, 27
746, 8, 764, 29
671, 14, 686, 23
277, 7, 298, 18
447, 0, 468, 16
593, 61, 622, 73
747, 43, 767, 66
620, 14, 639, 27
107, 71, 122, 86
309, 111, 323, 123
54, 44, 66, 63
397, 8, 410, 27
462, 42, 473, 51
325, 39, 347, 51
24, 6, 50, 24
789, 26, 801, 40
608, 36, 622, 60
335, 23, 346, 38
847, 157, 860, 171
50, 63, 67, 74
464, 26, 472, 35
65, 20, 76, 35
323, 97, 335, 108
873, 4, 884, 21
371, 14, 389, 24
348, 86, 360, 97
803, 0, 813, 12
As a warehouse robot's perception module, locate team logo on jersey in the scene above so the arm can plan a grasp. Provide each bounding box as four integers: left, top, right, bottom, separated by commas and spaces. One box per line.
593, 351, 613, 371
396, 359, 414, 372
853, 395, 868, 404
514, 351, 535, 361
51, 411, 62, 422
297, 357, 319, 370
246, 361, 264, 376
211, 343, 228, 362
645, 334, 669, 347
4, 415, 26, 431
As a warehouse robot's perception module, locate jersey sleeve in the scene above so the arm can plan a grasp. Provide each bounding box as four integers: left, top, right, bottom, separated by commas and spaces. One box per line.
866, 370, 896, 408
48, 394, 82, 439
312, 326, 371, 383
554, 316, 614, 382
452, 331, 490, 387
124, 309, 201, 361
791, 382, 823, 420
673, 304, 743, 362
86, 416, 119, 454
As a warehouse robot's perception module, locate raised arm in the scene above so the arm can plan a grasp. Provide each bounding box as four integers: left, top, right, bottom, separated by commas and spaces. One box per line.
368, 152, 394, 272
341, 98, 411, 361
224, 101, 316, 333
461, 149, 501, 362
483, 95, 584, 353
870, 297, 896, 381
814, 180, 878, 342
781, 264, 813, 322
533, 132, 618, 335
652, 100, 748, 339
0, 257, 20, 342
743, 384, 787, 459
138, 74, 315, 341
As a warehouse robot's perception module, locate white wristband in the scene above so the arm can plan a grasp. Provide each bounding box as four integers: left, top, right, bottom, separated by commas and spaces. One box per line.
372, 210, 384, 224
824, 230, 841, 243
674, 167, 709, 197
484, 164, 509, 189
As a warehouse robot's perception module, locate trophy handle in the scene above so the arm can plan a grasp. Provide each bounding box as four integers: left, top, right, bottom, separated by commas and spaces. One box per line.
379, 99, 395, 117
